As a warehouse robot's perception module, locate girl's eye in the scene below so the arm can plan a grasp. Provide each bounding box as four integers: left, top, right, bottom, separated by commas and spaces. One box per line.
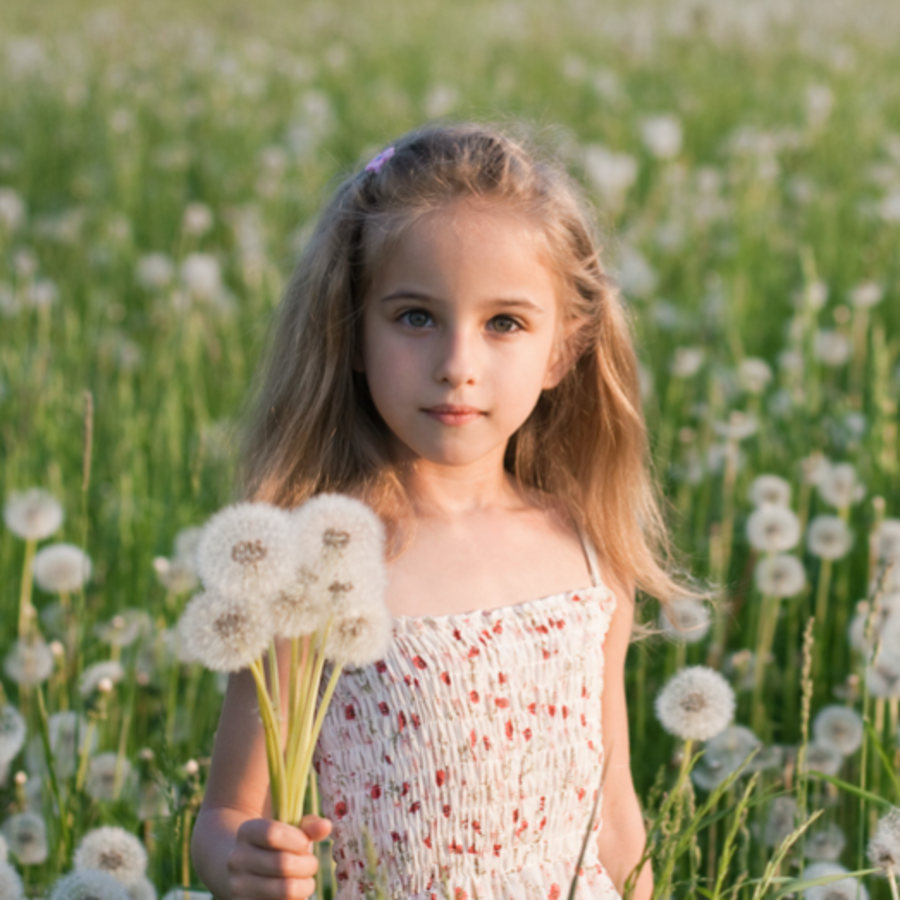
489, 315, 521, 334
399, 309, 433, 329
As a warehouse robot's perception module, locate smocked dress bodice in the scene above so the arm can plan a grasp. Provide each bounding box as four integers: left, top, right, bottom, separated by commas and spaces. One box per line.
312, 539, 622, 900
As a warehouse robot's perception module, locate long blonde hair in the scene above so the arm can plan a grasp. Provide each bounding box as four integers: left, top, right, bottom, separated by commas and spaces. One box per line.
238, 121, 694, 609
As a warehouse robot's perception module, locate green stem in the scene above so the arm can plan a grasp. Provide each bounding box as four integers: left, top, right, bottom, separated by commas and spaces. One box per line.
18, 538, 37, 639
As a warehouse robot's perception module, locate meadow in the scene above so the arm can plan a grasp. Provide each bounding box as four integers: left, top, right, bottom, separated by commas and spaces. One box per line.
1, 0, 900, 896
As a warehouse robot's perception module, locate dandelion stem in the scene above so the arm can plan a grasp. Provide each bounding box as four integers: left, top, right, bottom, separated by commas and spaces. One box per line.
18, 538, 37, 639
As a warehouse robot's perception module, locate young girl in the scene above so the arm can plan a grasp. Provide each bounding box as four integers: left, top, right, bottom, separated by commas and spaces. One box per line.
192, 122, 687, 900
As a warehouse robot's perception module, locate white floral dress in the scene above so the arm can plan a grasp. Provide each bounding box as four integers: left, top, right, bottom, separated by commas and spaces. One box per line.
312, 536, 622, 900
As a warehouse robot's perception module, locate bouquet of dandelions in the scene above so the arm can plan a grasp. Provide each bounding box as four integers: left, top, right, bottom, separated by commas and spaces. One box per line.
178, 494, 391, 825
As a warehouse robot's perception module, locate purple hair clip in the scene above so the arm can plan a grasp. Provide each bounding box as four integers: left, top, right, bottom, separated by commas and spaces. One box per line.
365, 146, 395, 174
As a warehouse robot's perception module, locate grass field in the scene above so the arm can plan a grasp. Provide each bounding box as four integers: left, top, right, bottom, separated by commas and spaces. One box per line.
1, 0, 900, 896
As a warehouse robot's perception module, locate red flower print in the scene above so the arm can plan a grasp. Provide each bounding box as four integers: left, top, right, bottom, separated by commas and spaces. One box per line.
404, 674, 413, 686
523, 727, 532, 741
450, 841, 463, 854
401, 781, 410, 796
527, 702, 537, 715
539, 796, 546, 811
469, 690, 480, 702
512, 808, 519, 823
371, 784, 381, 799
562, 705, 569, 719
580, 713, 587, 727
556, 618, 565, 629
391, 831, 401, 843
536, 623, 549, 634
375, 660, 388, 673
549, 884, 561, 900
411, 712, 421, 728
539, 816, 547, 829
313, 761, 320, 774
334, 800, 348, 818
436, 769, 447, 787
413, 655, 428, 669
588, 740, 595, 751
423, 835, 433, 849
495, 697, 509, 708
493, 621, 503, 634
440, 671, 452, 685
409, 800, 421, 813
337, 872, 348, 883
398, 710, 407, 731
581, 685, 588, 698
482, 735, 491, 750
344, 704, 356, 720
498, 670, 506, 683
472, 820, 481, 833
378, 701, 389, 715
384, 753, 393, 764
467, 647, 480, 658
481, 629, 492, 641
548, 704, 557, 716
454, 889, 468, 900
468, 843, 476, 854
493, 844, 502, 857
577, 787, 586, 801
542, 648, 551, 660
443, 804, 451, 817
453, 628, 463, 641
505, 720, 514, 739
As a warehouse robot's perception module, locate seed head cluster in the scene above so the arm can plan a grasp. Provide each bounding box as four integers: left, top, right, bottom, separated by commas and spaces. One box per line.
74, 827, 148, 887
654, 666, 735, 741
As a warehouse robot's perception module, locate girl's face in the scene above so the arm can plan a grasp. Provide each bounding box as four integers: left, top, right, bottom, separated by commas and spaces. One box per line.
360, 199, 569, 471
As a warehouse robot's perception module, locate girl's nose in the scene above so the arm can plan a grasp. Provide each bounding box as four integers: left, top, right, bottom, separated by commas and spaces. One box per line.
433, 327, 478, 387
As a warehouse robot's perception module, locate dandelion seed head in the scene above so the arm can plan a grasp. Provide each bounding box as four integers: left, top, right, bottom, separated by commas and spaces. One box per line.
26, 711, 94, 780
763, 796, 797, 847
135, 253, 174, 291
714, 411, 758, 442
868, 651, 900, 698
754, 554, 807, 598
3, 638, 54, 686
127, 878, 156, 900
152, 557, 198, 594
0, 705, 26, 767
876, 520, 900, 565
48, 870, 130, 900
806, 823, 847, 862
850, 281, 883, 308
94, 610, 150, 648
74, 827, 147, 887
0, 860, 24, 900
178, 590, 271, 672
813, 705, 863, 756
654, 666, 735, 741
801, 862, 865, 900
641, 113, 682, 159
195, 502, 295, 599
180, 253, 221, 301
691, 725, 761, 790
814, 330, 850, 367
1, 811, 48, 864
85, 753, 133, 803
802, 741, 844, 776
659, 599, 712, 644
137, 782, 169, 821
807, 516, 854, 560
817, 462, 864, 508
79, 661, 125, 697
738, 358, 773, 394
749, 475, 792, 508
322, 603, 393, 668
33, 543, 92, 594
747, 504, 801, 553
669, 347, 704, 379
583, 144, 638, 209
3, 488, 64, 541
868, 807, 900, 876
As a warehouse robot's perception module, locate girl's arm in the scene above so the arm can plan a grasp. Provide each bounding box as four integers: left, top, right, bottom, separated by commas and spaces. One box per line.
191, 659, 331, 900
596, 579, 653, 900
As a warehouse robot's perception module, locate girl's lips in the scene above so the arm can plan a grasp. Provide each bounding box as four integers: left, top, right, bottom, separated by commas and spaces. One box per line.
423, 405, 484, 425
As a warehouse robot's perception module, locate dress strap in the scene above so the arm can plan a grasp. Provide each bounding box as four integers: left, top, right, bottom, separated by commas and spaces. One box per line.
577, 527, 601, 588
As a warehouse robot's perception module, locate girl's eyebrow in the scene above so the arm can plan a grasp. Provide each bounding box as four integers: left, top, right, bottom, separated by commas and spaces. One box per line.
379, 289, 545, 315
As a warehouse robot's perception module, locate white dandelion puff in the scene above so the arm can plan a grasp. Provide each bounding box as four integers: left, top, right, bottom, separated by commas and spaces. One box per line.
26, 711, 95, 780
670, 347, 704, 378
850, 281, 883, 308
322, 605, 393, 668
195, 502, 296, 599
868, 807, 900, 877
180, 253, 221, 301
127, 877, 157, 900
817, 462, 864, 508
79, 661, 125, 697
152, 557, 198, 595
807, 516, 853, 560
802, 741, 844, 776
0, 705, 26, 767
174, 527, 203, 567
801, 862, 867, 900
738, 358, 773, 394
747, 505, 801, 553
137, 782, 170, 821
582, 144, 638, 209
764, 796, 797, 847
135, 253, 174, 291
654, 666, 735, 741
1, 811, 48, 864
48, 870, 130, 900
182, 203, 214, 237
875, 520, 900, 565
94, 610, 151, 649
0, 861, 24, 900
74, 826, 148, 887
178, 590, 271, 672
813, 705, 863, 755
868, 651, 900, 698
3, 488, 64, 541
660, 599, 712, 644
3, 638, 54, 686
33, 543, 92, 593
880, 614, 900, 658
85, 753, 133, 802
814, 330, 850, 367
641, 114, 682, 160
749, 475, 792, 508
691, 725, 761, 791
755, 553, 806, 598
714, 411, 758, 442
805, 823, 847, 862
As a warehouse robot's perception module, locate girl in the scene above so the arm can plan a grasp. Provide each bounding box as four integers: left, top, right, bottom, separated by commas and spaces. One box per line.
192, 122, 688, 900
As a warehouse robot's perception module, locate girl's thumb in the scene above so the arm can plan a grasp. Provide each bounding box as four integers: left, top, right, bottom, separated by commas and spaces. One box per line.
298, 814, 333, 844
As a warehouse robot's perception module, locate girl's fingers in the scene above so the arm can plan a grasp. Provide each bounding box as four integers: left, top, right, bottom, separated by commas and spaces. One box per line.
230, 844, 319, 879
229, 874, 318, 900
237, 818, 316, 854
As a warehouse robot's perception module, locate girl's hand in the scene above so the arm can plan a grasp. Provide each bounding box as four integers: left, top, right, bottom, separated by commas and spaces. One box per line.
227, 814, 333, 900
